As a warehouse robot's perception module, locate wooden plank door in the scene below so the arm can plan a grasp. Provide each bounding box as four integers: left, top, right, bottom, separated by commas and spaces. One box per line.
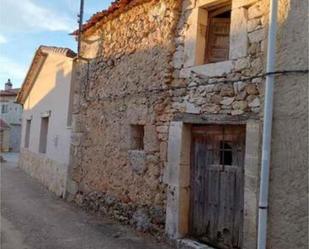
190, 125, 245, 249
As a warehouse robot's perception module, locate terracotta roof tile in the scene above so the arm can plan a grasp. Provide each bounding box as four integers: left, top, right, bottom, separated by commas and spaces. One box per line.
0, 88, 20, 97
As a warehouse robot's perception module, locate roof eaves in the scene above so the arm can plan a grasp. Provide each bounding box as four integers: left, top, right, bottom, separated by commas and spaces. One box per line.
71, 0, 149, 35
16, 45, 76, 105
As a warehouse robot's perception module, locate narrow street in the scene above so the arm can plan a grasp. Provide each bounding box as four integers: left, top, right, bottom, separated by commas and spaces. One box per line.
0, 154, 173, 249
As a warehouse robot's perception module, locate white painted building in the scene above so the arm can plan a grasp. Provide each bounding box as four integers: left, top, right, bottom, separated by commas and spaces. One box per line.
0, 80, 23, 152
17, 46, 76, 197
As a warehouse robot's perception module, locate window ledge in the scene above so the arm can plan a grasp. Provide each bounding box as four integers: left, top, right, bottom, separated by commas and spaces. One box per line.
180, 60, 234, 78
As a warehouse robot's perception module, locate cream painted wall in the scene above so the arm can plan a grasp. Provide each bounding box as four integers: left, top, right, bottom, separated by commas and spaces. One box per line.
20, 53, 73, 165
0, 98, 23, 125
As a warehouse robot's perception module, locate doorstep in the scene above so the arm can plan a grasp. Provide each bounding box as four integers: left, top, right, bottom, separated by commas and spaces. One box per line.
176, 239, 216, 249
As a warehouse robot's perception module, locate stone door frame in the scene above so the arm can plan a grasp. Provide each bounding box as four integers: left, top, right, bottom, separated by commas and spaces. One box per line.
164, 117, 260, 249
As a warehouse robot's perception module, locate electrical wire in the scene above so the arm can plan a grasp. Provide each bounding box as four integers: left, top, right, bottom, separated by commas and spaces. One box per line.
76, 57, 308, 103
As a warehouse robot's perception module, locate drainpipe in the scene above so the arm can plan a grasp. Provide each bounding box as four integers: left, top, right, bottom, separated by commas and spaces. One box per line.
257, 0, 278, 249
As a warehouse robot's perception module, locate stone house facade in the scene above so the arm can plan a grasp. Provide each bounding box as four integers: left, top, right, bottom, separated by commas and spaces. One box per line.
17, 46, 76, 197
67, 0, 308, 249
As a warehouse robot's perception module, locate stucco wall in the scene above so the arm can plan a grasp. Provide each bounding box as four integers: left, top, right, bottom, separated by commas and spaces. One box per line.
19, 52, 73, 197
9, 124, 21, 152
0, 98, 22, 125
0, 95, 23, 151
267, 0, 308, 248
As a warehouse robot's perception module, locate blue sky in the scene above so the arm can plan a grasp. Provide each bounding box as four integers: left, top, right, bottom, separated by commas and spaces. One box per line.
0, 0, 113, 88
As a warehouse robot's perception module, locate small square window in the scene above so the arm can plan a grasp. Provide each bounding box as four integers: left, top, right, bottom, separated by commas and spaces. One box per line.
219, 141, 233, 165
130, 125, 144, 150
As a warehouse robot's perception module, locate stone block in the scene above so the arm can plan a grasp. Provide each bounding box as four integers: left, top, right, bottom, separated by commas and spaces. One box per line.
220, 85, 234, 97
235, 57, 250, 71
144, 124, 160, 153
128, 150, 146, 175
173, 48, 184, 69
19, 150, 67, 197
248, 97, 260, 107
231, 109, 244, 116
160, 142, 168, 161
211, 94, 222, 104
181, 61, 234, 78
183, 8, 199, 68
246, 84, 259, 95
182, 0, 196, 11
165, 161, 180, 187
230, 7, 248, 59
132, 208, 151, 232
202, 104, 221, 113
247, 18, 261, 32
70, 132, 84, 146
248, 2, 263, 19
235, 81, 247, 92
251, 57, 263, 73
232, 0, 259, 9
177, 239, 215, 249
165, 185, 179, 238
232, 100, 248, 110
185, 100, 201, 114
220, 97, 235, 106
167, 122, 183, 165
248, 29, 265, 43
66, 178, 79, 196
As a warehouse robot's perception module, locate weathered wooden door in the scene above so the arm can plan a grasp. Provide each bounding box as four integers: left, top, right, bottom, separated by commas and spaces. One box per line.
190, 125, 245, 249
205, 15, 231, 64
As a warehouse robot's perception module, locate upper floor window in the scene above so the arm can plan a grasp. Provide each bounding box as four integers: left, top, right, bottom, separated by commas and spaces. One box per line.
24, 120, 31, 148
130, 125, 144, 150
204, 4, 231, 64
39, 117, 49, 154
1, 104, 8, 114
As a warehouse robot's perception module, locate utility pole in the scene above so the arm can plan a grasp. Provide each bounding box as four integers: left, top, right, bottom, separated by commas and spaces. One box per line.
77, 0, 84, 57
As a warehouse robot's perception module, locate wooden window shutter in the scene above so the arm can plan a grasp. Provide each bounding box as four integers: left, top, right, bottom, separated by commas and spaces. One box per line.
205, 6, 231, 64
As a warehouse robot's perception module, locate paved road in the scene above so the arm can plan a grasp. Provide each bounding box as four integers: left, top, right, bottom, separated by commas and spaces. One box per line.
1, 153, 173, 249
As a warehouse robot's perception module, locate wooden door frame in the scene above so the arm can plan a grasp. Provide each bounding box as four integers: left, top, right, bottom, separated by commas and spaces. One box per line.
164, 119, 261, 249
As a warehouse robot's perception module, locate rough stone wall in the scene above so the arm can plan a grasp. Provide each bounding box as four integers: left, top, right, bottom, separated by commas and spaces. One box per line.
69, 0, 308, 244
163, 0, 268, 243
168, 0, 268, 118
267, 0, 308, 248
19, 148, 68, 197
169, 1, 308, 248
68, 0, 182, 233
69, 0, 269, 235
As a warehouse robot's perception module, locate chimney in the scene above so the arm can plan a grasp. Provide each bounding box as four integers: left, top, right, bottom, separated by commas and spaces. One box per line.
5, 79, 12, 90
